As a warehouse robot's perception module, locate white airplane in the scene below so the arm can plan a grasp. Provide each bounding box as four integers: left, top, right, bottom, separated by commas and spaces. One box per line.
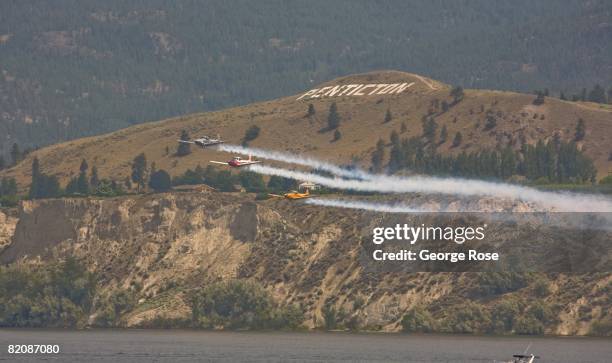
178, 135, 224, 148
210, 155, 261, 167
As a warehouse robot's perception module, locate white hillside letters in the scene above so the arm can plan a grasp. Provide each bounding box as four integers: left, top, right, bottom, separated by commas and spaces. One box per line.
296, 82, 415, 100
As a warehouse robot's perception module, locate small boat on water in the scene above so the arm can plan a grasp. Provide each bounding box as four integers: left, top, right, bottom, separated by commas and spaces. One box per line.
495, 344, 539, 363
507, 354, 539, 363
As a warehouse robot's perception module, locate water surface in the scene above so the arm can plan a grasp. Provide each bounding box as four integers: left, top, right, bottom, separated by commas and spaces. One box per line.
0, 329, 610, 362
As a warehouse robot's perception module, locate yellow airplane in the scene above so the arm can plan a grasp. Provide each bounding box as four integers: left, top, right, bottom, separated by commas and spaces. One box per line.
269, 189, 311, 200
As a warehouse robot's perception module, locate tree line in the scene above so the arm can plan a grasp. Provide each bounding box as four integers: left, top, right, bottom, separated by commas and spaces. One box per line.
372, 117, 599, 184
22, 150, 299, 201
3, 0, 611, 156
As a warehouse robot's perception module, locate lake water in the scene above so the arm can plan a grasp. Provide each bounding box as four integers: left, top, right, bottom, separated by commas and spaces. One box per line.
0, 329, 610, 362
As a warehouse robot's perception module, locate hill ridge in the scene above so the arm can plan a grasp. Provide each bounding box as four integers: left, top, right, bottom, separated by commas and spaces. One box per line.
1, 70, 611, 189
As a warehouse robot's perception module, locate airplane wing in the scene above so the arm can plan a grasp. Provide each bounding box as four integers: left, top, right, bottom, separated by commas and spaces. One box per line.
209, 161, 228, 165
178, 140, 195, 144
268, 194, 284, 198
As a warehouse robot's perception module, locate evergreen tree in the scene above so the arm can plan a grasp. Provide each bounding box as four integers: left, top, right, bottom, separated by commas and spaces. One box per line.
1, 177, 17, 197
77, 159, 89, 195
422, 117, 438, 142
43, 175, 61, 198
177, 130, 192, 156
588, 84, 606, 103
332, 129, 341, 142
28, 157, 41, 199
400, 122, 407, 133
574, 118, 586, 141
65, 177, 79, 195
327, 102, 340, 130
450, 86, 464, 104
532, 92, 545, 105
28, 157, 60, 199
384, 109, 392, 123
390, 130, 399, 145
239, 171, 266, 193
439, 125, 448, 144
388, 138, 403, 172
267, 175, 295, 191
452, 132, 463, 148
131, 153, 148, 192
500, 146, 516, 179
307, 103, 315, 117
10, 143, 20, 166
560, 91, 566, 100
242, 125, 261, 145
90, 166, 99, 191
484, 115, 497, 130
149, 169, 172, 192
0, 156, 5, 170
371, 139, 385, 173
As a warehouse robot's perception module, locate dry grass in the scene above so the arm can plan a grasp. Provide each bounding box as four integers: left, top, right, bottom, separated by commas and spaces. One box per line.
2, 70, 611, 189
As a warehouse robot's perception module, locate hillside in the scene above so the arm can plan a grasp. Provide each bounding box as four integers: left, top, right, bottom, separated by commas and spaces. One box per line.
1, 192, 610, 334
1, 71, 611, 189
1, 1, 611, 154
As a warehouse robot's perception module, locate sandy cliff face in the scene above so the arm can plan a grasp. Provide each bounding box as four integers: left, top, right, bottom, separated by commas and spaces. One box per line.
1, 192, 609, 334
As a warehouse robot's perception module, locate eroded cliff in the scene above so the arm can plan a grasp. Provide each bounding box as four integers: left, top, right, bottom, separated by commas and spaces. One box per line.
0, 191, 609, 335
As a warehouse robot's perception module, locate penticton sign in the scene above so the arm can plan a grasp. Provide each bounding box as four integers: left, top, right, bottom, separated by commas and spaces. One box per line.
296, 82, 415, 100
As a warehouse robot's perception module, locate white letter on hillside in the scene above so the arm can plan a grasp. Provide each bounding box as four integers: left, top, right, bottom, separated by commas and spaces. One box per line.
296, 88, 319, 100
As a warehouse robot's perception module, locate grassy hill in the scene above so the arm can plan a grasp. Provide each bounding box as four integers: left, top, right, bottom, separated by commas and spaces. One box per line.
2, 71, 611, 189
1, 1, 611, 155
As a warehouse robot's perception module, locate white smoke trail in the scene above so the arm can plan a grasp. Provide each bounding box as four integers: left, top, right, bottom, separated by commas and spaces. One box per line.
250, 164, 612, 212
305, 198, 612, 232
218, 144, 371, 180
305, 198, 424, 213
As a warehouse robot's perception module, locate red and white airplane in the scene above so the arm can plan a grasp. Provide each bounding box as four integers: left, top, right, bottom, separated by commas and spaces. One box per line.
210, 155, 261, 167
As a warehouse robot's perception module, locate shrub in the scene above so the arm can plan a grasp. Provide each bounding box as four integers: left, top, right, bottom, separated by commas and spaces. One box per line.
533, 277, 550, 297
176, 130, 192, 156
514, 316, 544, 335
149, 169, 172, 192
242, 125, 261, 145
590, 317, 612, 336
401, 306, 436, 333
490, 299, 521, 333
474, 272, 529, 297
0, 258, 96, 328
599, 175, 612, 185
322, 304, 343, 330
440, 302, 490, 334
188, 280, 303, 330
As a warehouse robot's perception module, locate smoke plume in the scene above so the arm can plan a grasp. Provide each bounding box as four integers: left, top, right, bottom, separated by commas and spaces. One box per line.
249, 164, 612, 212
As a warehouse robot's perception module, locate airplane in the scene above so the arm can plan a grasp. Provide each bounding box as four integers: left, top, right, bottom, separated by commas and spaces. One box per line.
178, 135, 224, 148
269, 189, 311, 200
210, 155, 261, 167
